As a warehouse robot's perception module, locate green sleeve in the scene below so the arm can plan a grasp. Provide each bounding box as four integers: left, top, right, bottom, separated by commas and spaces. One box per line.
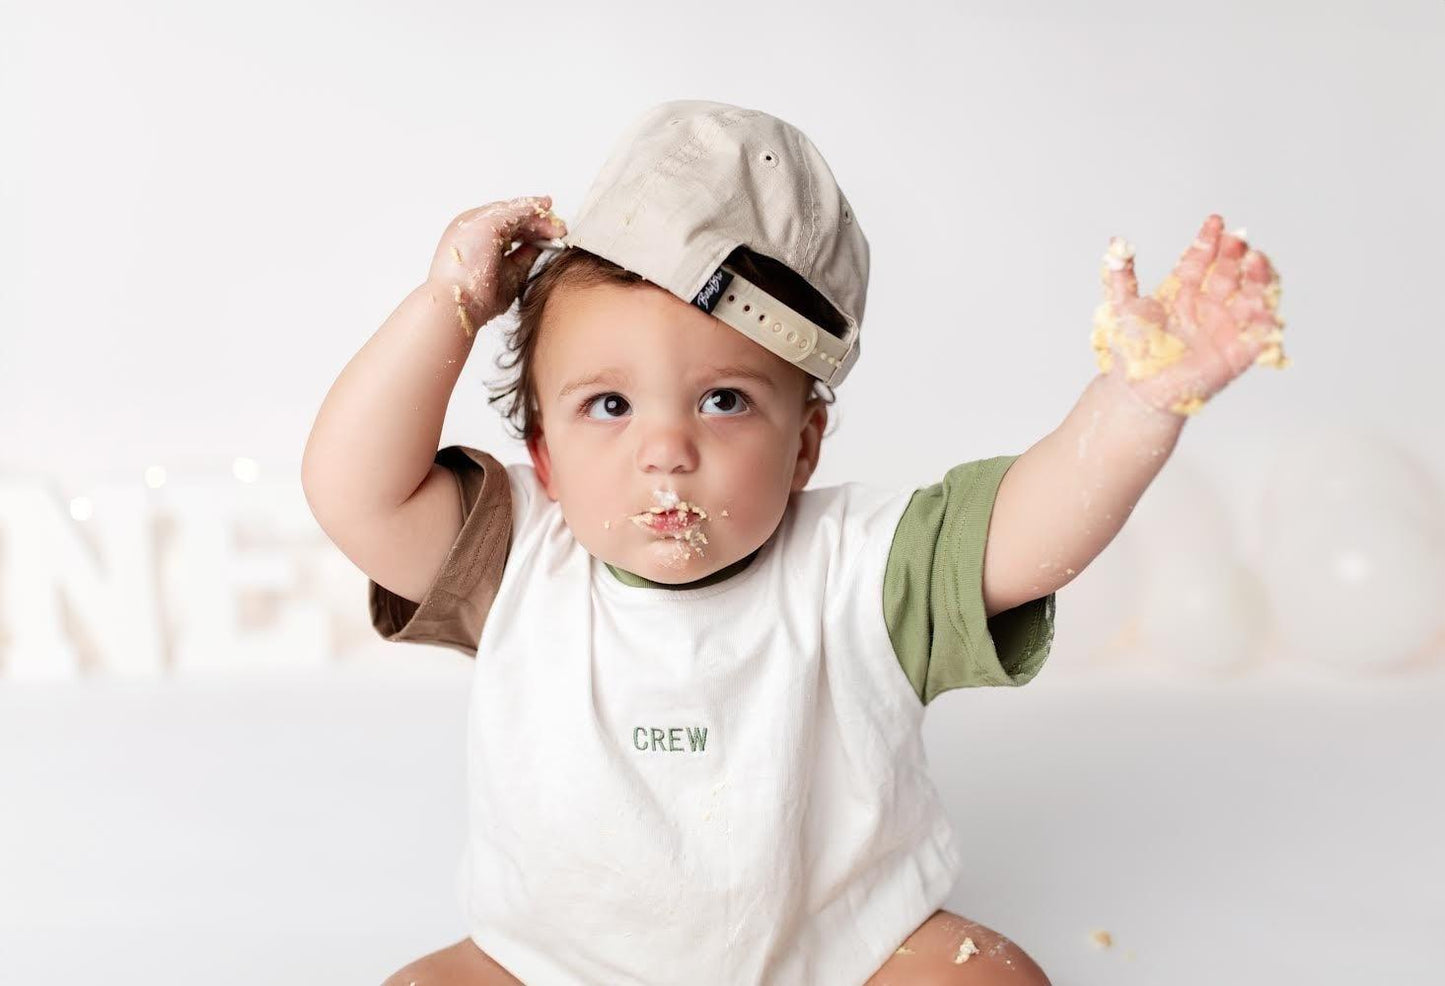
883, 455, 1057, 705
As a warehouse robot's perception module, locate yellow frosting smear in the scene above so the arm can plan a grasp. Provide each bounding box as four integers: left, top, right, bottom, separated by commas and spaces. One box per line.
1092, 298, 1187, 381
1154, 273, 1182, 304
1169, 394, 1208, 416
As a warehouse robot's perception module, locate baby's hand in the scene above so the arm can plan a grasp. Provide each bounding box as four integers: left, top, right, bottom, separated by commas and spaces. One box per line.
1089, 213, 1288, 417
427, 195, 568, 338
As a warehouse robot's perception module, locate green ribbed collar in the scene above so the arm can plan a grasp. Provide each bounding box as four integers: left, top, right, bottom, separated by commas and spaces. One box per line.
605, 545, 761, 590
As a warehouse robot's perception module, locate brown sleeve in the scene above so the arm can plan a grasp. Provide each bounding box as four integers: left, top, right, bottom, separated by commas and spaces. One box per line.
366, 445, 513, 658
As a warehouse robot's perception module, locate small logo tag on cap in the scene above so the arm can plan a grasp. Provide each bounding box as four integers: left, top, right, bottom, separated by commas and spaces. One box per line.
692, 267, 734, 314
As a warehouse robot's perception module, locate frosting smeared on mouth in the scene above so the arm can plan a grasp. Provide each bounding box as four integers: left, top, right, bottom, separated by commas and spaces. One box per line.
629, 488, 711, 566
632, 487, 708, 525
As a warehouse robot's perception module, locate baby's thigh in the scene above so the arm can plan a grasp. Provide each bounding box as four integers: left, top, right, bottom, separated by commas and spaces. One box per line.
865, 909, 1051, 986
381, 937, 526, 986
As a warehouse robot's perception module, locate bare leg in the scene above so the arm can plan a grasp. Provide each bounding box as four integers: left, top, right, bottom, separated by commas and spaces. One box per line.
865, 909, 1051, 985
381, 938, 526, 986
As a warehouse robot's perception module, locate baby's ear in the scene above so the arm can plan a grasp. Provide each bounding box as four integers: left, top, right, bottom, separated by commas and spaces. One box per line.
791, 402, 827, 492
526, 431, 559, 501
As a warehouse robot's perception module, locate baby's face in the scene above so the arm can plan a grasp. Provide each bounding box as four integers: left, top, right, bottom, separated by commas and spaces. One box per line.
527, 279, 827, 584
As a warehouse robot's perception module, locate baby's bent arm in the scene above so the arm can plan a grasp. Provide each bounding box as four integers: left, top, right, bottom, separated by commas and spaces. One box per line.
302, 195, 561, 521
980, 216, 1285, 618
301, 281, 477, 520
979, 370, 1186, 618
301, 197, 562, 602
300, 280, 485, 602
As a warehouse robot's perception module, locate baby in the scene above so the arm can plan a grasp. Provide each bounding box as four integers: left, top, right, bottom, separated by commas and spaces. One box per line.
302, 100, 1285, 986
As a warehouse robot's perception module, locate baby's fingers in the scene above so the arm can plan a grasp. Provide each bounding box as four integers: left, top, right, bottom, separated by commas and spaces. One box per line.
1223, 295, 1289, 371
511, 208, 568, 247
454, 195, 563, 241
1100, 236, 1139, 306
455, 195, 540, 230
1203, 227, 1250, 301
1165, 214, 1225, 335
497, 242, 543, 300
501, 195, 566, 237
1174, 214, 1224, 290
1241, 248, 1282, 313
1225, 251, 1289, 370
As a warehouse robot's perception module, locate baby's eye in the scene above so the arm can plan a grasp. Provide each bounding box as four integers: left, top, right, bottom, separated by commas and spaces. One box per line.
701, 388, 750, 416
582, 393, 631, 420
580, 389, 752, 421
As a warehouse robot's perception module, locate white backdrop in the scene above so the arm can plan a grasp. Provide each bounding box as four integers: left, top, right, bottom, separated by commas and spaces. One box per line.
2, 0, 1443, 983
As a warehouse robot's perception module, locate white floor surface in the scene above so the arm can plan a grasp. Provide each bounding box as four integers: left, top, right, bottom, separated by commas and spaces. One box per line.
2, 655, 1441, 985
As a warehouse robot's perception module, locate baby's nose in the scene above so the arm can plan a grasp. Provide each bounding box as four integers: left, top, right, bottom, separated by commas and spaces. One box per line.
636, 426, 698, 475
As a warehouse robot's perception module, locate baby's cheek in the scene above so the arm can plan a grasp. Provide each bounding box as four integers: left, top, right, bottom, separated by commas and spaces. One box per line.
558, 497, 611, 547
709, 489, 785, 549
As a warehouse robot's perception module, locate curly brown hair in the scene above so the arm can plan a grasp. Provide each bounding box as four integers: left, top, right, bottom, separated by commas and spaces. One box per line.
484, 245, 847, 442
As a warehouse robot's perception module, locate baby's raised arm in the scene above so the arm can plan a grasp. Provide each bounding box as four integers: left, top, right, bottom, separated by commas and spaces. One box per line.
301, 195, 566, 601
978, 214, 1285, 617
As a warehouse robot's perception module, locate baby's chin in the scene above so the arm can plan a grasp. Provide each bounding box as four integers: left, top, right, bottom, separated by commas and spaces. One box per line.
579, 520, 755, 584
620, 535, 727, 582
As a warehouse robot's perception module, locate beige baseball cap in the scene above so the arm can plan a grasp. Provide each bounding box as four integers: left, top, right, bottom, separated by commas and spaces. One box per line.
555, 99, 868, 390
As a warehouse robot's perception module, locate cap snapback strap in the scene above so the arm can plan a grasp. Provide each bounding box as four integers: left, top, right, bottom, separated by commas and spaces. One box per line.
691, 264, 856, 388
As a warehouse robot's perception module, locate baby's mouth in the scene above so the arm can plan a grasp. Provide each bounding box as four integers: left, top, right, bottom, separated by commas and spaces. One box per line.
630, 501, 708, 533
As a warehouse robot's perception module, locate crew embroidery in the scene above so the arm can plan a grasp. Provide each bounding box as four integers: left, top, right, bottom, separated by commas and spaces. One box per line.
632, 725, 710, 753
